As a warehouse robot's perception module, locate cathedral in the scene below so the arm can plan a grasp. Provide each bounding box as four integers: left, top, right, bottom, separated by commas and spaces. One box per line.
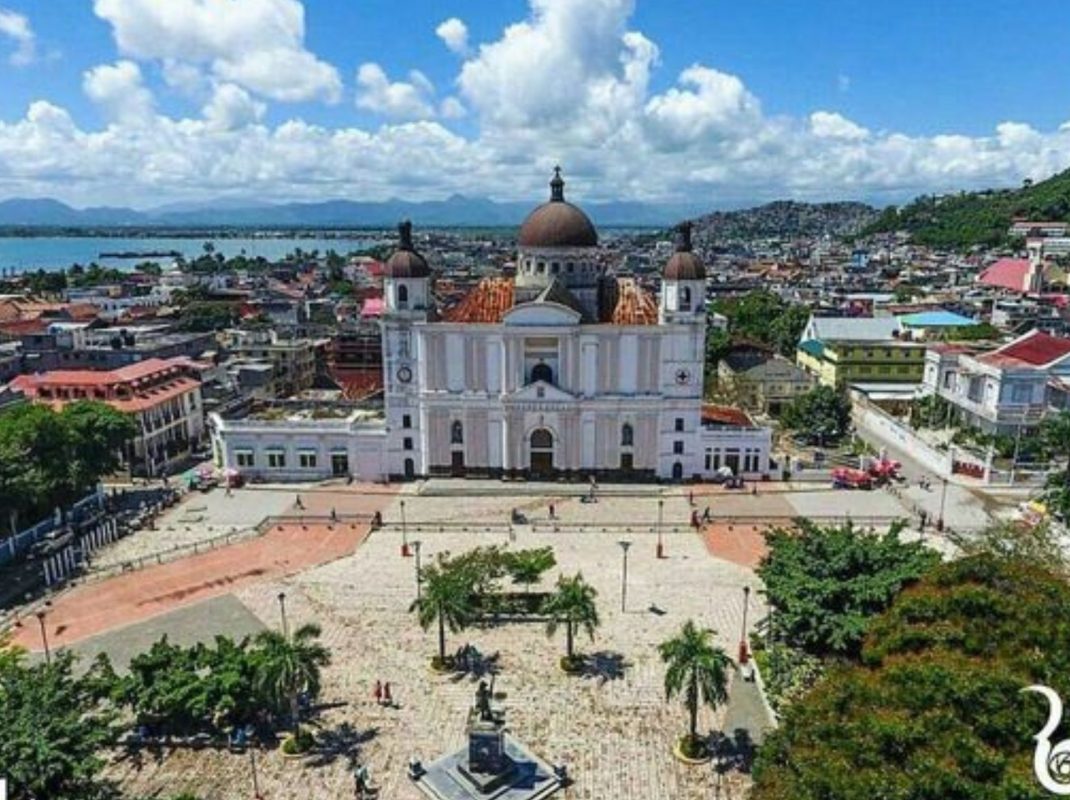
211, 170, 770, 483
380, 169, 769, 482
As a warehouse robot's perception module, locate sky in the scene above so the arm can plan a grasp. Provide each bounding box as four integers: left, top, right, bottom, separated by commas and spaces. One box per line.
0, 0, 1069, 209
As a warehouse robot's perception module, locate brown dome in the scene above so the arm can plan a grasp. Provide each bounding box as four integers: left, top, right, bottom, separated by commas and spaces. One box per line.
664, 251, 706, 280
517, 168, 598, 249
384, 220, 431, 278
663, 221, 706, 280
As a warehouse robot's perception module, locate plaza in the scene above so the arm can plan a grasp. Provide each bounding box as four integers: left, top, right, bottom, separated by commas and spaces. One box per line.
10, 469, 1007, 799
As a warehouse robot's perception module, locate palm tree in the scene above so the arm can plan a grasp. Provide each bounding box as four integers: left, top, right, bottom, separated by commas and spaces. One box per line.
542, 573, 600, 668
254, 623, 330, 734
658, 620, 732, 755
409, 562, 472, 667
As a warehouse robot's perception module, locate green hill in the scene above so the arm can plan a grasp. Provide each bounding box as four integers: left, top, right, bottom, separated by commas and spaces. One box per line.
864, 168, 1070, 249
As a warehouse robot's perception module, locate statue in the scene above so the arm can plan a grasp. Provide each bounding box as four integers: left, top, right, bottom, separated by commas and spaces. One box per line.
475, 680, 493, 722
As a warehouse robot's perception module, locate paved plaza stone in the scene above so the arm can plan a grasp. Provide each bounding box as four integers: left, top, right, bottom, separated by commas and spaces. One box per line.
16, 478, 996, 799
101, 488, 772, 800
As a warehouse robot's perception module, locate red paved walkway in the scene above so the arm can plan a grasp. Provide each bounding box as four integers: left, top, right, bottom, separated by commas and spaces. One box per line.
14, 518, 377, 652
702, 522, 770, 569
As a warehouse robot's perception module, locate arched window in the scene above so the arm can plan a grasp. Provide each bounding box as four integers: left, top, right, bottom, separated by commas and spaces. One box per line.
451, 420, 464, 444
537, 262, 546, 274
531, 363, 553, 384
530, 428, 553, 449
551, 262, 560, 274
621, 423, 634, 447
680, 286, 692, 310
397, 284, 409, 308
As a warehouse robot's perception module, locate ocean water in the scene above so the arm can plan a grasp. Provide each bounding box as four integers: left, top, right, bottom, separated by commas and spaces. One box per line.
0, 235, 379, 273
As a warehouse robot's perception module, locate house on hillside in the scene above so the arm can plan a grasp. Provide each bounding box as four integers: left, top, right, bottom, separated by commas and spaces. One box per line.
717, 341, 813, 415
922, 329, 1070, 434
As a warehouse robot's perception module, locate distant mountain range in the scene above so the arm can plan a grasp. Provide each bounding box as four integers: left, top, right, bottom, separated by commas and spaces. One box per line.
693, 200, 879, 242
0, 195, 711, 229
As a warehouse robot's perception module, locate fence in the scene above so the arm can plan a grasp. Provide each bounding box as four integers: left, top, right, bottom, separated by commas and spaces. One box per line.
42, 518, 121, 587
1, 489, 104, 568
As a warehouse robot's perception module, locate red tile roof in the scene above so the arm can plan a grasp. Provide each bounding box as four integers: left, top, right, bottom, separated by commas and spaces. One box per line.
329, 367, 383, 400
983, 330, 1070, 367
702, 404, 754, 427
600, 278, 659, 325
444, 276, 659, 326
978, 258, 1030, 293
444, 278, 516, 323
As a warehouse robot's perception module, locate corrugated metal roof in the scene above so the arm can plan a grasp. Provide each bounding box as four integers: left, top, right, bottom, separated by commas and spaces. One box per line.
808, 316, 902, 341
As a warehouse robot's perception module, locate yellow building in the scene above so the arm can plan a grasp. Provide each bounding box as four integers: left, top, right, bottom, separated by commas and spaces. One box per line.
797, 339, 925, 388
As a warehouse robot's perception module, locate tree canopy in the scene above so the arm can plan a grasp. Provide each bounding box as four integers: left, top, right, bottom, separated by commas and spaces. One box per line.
0, 402, 136, 531
758, 519, 940, 658
779, 385, 853, 445
0, 644, 120, 800
709, 291, 810, 358
753, 554, 1070, 799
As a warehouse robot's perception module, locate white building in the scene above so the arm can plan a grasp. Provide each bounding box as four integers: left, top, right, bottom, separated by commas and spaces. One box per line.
211, 170, 772, 483
380, 170, 769, 482
922, 330, 1070, 434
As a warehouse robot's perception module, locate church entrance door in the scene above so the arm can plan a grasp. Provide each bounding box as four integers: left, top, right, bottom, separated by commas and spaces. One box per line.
529, 428, 554, 479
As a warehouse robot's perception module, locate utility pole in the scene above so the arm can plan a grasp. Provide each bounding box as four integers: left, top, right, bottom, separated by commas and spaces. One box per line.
35, 610, 50, 666
738, 586, 751, 664
656, 499, 665, 559
413, 539, 423, 602
617, 540, 631, 613
277, 592, 289, 639
400, 499, 410, 557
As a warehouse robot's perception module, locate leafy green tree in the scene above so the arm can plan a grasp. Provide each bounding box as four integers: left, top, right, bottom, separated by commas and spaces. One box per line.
253, 624, 330, 735
62, 402, 137, 491
542, 573, 600, 666
410, 559, 474, 667
758, 519, 939, 658
769, 304, 810, 358
0, 643, 120, 800
752, 554, 1070, 799
503, 546, 557, 586
177, 301, 240, 332
949, 519, 1066, 572
779, 385, 852, 445
658, 620, 731, 755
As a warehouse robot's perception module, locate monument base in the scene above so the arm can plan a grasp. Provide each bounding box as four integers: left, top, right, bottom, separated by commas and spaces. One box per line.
411, 732, 563, 800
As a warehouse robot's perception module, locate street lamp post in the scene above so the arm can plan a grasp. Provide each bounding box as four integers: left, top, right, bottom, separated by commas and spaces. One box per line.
35, 610, 51, 665
656, 499, 665, 559
738, 586, 751, 665
413, 539, 423, 602
617, 540, 631, 613
249, 741, 263, 799
277, 592, 289, 639
937, 477, 948, 532
400, 499, 410, 557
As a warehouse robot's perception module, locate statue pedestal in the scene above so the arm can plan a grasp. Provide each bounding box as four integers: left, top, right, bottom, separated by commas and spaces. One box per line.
458, 720, 516, 794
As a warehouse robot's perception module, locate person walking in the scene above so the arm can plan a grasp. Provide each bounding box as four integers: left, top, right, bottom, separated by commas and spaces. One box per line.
374, 680, 383, 705
295, 494, 304, 510
383, 682, 393, 707
548, 502, 555, 520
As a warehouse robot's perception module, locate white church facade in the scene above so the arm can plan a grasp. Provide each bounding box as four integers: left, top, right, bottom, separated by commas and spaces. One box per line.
211, 170, 771, 483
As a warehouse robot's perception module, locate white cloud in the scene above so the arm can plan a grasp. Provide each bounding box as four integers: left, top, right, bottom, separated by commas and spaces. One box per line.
0, 7, 35, 66
436, 17, 469, 56
837, 73, 851, 93
356, 63, 437, 120
92, 0, 342, 103
2, 0, 1070, 208
203, 83, 265, 130
83, 60, 155, 123
440, 97, 467, 119
810, 111, 869, 141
